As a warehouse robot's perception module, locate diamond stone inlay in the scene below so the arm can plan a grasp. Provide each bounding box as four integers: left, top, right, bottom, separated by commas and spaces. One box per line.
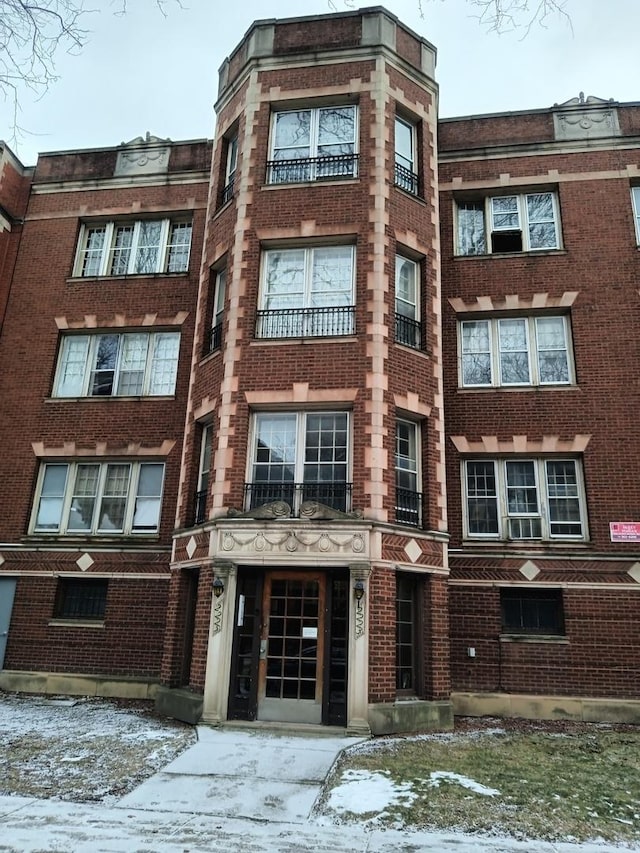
628, 563, 640, 584
519, 560, 540, 580
404, 539, 422, 564
76, 553, 94, 572
186, 536, 198, 559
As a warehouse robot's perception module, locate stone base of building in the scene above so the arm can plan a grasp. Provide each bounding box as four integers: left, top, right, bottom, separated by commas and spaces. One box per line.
452, 691, 640, 724
368, 699, 454, 735
0, 670, 159, 701
155, 686, 204, 725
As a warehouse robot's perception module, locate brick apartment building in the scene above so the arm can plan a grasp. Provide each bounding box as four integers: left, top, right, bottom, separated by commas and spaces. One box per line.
0, 7, 639, 733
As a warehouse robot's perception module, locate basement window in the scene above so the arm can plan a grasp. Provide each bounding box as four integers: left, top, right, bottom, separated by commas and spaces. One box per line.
54, 578, 108, 620
500, 588, 565, 635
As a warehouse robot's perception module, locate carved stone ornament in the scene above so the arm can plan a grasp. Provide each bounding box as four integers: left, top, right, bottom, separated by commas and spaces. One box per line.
115, 131, 171, 177
219, 528, 367, 557
553, 93, 620, 142
226, 500, 363, 521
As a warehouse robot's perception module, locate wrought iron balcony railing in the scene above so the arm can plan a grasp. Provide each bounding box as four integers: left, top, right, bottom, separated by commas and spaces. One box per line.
193, 489, 208, 525
205, 322, 222, 354
256, 305, 355, 339
244, 481, 352, 515
395, 488, 423, 527
220, 178, 235, 207
394, 162, 419, 196
267, 154, 359, 185
395, 313, 422, 349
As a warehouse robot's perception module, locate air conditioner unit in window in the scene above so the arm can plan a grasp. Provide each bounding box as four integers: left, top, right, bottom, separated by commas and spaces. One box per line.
508, 517, 542, 540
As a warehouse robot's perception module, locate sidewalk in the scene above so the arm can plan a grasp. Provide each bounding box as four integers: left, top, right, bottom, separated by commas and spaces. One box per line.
0, 726, 636, 853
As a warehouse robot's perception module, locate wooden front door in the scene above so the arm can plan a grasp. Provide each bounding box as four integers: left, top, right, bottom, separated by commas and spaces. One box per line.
257, 571, 325, 724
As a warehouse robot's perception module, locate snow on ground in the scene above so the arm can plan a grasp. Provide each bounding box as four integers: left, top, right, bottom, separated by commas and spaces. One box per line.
324, 768, 417, 818
427, 770, 501, 796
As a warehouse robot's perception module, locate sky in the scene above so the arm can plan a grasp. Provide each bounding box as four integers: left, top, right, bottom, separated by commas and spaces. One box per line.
3, 0, 640, 166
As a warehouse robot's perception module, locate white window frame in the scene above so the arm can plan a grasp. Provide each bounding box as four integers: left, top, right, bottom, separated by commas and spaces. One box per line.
394, 116, 417, 177
268, 104, 358, 183
258, 245, 355, 338
463, 458, 587, 541
32, 461, 165, 535
198, 423, 213, 494
632, 187, 640, 244
458, 315, 573, 388
247, 411, 350, 510
456, 192, 560, 255
53, 331, 180, 398
225, 136, 238, 188
395, 255, 421, 348
209, 269, 226, 351
73, 218, 192, 277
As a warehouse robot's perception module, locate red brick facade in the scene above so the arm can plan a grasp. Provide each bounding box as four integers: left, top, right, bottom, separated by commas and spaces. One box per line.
1, 9, 639, 730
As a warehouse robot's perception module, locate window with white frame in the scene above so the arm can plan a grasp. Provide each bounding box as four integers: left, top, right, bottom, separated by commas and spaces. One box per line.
459, 316, 572, 387
221, 136, 238, 205
395, 419, 422, 526
257, 246, 355, 338
209, 269, 226, 352
395, 255, 421, 348
74, 219, 192, 277
394, 116, 418, 195
456, 192, 560, 255
632, 187, 640, 244
247, 412, 350, 512
54, 331, 180, 398
33, 461, 165, 535
464, 458, 586, 540
267, 105, 357, 183
194, 423, 213, 524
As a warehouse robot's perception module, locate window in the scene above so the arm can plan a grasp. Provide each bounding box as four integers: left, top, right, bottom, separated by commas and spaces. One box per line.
632, 187, 640, 243
74, 219, 192, 277
257, 246, 355, 338
456, 192, 560, 255
33, 461, 165, 535
395, 256, 421, 348
222, 136, 238, 205
396, 573, 421, 692
395, 420, 422, 526
459, 316, 572, 387
247, 412, 350, 513
501, 588, 565, 635
394, 117, 418, 195
54, 578, 108, 620
209, 270, 226, 352
194, 424, 213, 524
267, 105, 357, 184
54, 331, 180, 398
464, 458, 586, 540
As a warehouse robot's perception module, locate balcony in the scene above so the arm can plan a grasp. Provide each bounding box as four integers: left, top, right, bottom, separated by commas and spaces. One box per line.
193, 489, 208, 525
394, 162, 419, 196
205, 322, 222, 354
266, 154, 358, 185
256, 305, 355, 339
395, 313, 422, 349
220, 178, 235, 206
395, 488, 423, 527
244, 481, 353, 515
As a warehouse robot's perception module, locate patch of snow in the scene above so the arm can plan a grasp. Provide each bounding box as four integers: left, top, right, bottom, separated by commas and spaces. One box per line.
325, 769, 416, 817
428, 771, 500, 797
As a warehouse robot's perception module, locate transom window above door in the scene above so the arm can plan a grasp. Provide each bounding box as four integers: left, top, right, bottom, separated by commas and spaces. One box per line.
267, 105, 358, 184
246, 411, 350, 514
257, 246, 355, 339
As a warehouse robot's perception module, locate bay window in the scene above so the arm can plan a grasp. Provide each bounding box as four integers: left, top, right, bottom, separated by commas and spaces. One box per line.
464, 458, 586, 540
33, 461, 165, 535
267, 105, 357, 184
247, 412, 350, 513
257, 246, 355, 338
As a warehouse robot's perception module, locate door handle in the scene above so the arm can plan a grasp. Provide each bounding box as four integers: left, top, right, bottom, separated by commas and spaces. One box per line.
259, 640, 267, 660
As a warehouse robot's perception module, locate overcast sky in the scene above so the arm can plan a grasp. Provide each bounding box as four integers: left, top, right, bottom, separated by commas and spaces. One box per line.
5, 0, 640, 166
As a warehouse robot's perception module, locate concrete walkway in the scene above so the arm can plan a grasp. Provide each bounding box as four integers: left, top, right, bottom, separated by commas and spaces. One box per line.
0, 727, 637, 852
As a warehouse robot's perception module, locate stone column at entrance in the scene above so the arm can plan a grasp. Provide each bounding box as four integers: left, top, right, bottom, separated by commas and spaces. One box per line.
201, 560, 237, 724
347, 562, 371, 734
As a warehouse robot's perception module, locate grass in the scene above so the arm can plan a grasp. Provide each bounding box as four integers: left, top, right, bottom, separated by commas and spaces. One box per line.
320, 719, 640, 843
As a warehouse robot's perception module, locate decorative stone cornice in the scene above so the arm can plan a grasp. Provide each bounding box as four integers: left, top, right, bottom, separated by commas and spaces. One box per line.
450, 435, 592, 455
115, 132, 171, 177
553, 93, 620, 141
448, 292, 579, 314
